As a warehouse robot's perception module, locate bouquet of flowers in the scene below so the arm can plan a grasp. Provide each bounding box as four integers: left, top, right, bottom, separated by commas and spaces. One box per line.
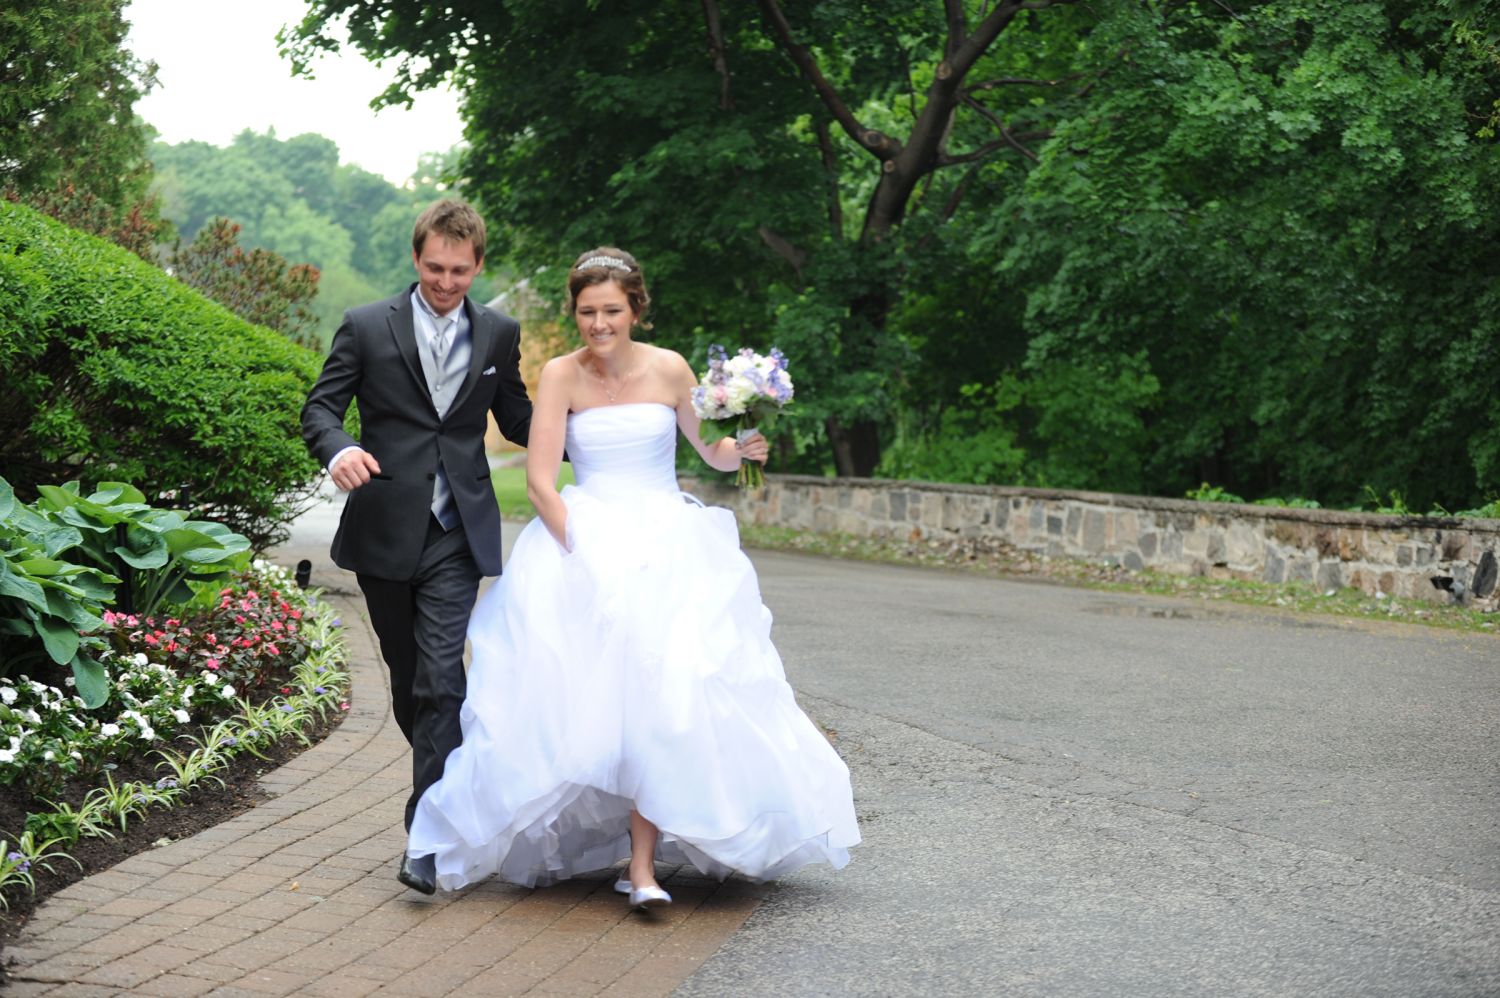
691, 345, 794, 490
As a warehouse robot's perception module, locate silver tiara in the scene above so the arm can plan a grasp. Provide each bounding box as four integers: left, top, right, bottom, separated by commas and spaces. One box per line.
576, 255, 632, 272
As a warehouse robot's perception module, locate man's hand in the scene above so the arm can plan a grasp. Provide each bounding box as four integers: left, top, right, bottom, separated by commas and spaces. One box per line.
331, 449, 381, 491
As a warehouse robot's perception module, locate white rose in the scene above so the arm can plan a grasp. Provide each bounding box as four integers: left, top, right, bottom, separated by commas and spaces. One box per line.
101, 723, 121, 737
0, 687, 15, 705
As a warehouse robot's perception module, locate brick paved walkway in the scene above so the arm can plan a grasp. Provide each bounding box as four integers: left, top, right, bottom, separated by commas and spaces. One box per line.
5, 584, 766, 997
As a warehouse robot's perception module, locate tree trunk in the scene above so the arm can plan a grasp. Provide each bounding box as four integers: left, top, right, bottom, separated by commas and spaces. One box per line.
826, 415, 882, 478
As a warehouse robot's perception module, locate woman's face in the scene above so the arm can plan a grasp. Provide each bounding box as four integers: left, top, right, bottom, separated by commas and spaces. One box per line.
574, 281, 635, 354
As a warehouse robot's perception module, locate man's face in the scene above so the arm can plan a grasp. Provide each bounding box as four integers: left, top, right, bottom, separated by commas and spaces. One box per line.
412, 234, 479, 314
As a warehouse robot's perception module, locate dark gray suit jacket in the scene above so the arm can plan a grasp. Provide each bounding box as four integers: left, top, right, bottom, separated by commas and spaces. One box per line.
300, 286, 532, 580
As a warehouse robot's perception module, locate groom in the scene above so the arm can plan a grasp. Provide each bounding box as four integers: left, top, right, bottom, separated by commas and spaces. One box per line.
301, 199, 533, 894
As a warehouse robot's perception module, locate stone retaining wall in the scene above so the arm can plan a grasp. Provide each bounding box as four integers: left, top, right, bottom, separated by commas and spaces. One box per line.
681, 474, 1500, 606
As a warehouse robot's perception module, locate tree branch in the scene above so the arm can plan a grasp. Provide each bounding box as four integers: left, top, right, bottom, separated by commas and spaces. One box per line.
936, 139, 1008, 168
814, 118, 845, 238
700, 0, 734, 110
963, 97, 1041, 161
943, 0, 1079, 84
967, 73, 1089, 93
753, 0, 902, 160
758, 225, 807, 279
943, 0, 967, 59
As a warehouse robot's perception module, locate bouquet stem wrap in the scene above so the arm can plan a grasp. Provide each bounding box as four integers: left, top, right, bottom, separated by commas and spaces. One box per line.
735, 418, 764, 491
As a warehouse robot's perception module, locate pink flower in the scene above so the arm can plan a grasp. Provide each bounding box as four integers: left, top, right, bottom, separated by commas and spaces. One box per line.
143, 634, 159, 646
266, 644, 281, 656
205, 659, 220, 670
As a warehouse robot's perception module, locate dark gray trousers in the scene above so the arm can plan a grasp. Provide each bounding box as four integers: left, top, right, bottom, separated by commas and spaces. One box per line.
357, 515, 480, 832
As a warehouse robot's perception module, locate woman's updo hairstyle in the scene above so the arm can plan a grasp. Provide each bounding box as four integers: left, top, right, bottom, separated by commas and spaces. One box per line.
566, 246, 652, 330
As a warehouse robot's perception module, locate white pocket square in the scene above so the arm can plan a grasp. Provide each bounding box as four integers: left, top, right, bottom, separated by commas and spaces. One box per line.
482, 366, 497, 376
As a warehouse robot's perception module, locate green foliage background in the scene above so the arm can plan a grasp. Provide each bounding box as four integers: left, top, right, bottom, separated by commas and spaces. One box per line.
276, 0, 1499, 510
0, 201, 323, 550
149, 135, 507, 344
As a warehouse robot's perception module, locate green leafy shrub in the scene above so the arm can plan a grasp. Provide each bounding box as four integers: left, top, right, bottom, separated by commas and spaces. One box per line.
32, 480, 250, 616
0, 200, 322, 550
0, 479, 118, 706
879, 382, 1028, 486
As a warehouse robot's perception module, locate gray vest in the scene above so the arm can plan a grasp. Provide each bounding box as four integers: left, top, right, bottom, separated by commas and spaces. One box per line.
415, 307, 472, 528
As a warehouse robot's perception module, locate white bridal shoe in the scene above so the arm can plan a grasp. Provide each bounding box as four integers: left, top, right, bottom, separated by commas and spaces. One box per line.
628, 884, 673, 910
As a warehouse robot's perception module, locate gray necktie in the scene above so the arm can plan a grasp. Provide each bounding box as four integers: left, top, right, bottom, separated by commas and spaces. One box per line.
430, 315, 454, 393
430, 313, 458, 529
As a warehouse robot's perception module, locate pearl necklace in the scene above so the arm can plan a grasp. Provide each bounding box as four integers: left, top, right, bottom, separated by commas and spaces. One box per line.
589, 343, 638, 403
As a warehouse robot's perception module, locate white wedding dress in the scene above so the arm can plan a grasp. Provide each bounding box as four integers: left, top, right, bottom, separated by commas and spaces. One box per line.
406, 402, 860, 889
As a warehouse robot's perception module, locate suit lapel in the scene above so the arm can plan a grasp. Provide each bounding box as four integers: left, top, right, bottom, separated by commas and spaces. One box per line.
386, 290, 436, 413
448, 298, 494, 415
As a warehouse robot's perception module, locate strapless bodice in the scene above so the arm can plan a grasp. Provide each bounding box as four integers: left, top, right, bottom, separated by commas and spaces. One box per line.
565, 402, 679, 494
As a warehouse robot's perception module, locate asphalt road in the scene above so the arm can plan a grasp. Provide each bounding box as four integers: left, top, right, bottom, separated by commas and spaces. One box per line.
284, 493, 1498, 996
677, 550, 1500, 997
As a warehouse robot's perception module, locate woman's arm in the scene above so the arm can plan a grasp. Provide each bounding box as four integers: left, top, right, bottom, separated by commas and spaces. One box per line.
671, 352, 769, 471
526, 358, 574, 549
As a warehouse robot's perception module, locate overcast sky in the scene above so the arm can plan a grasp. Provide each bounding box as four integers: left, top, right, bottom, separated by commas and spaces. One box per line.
124, 0, 465, 185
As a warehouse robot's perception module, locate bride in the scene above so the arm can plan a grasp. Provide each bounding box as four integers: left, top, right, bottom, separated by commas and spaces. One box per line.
405, 247, 859, 908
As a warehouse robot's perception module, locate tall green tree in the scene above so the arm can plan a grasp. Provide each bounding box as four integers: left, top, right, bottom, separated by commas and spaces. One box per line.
988, 1, 1500, 508
281, 0, 1089, 476
0, 0, 159, 217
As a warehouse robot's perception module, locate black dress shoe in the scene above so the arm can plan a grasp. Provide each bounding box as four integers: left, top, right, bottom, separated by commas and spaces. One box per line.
398, 853, 437, 894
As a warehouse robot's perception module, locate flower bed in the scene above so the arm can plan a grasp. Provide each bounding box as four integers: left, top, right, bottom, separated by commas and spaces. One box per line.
0, 559, 349, 913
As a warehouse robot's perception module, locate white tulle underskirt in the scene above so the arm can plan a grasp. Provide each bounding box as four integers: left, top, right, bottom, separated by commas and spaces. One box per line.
406, 480, 860, 890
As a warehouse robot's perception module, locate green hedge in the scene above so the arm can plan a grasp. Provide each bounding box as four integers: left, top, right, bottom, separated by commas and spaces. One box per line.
0, 201, 322, 550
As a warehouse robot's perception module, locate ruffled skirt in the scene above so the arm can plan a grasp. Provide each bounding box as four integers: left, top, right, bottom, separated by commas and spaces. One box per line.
406, 480, 860, 889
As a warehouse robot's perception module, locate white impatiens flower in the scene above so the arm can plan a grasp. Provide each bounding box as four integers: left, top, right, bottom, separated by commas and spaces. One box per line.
23, 709, 40, 725
69, 750, 82, 760
140, 727, 156, 741
201, 672, 219, 685
0, 750, 14, 764
221, 685, 236, 698
0, 687, 16, 705
133, 653, 149, 667
172, 709, 190, 724
100, 723, 121, 737
43, 750, 54, 761
182, 685, 195, 699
